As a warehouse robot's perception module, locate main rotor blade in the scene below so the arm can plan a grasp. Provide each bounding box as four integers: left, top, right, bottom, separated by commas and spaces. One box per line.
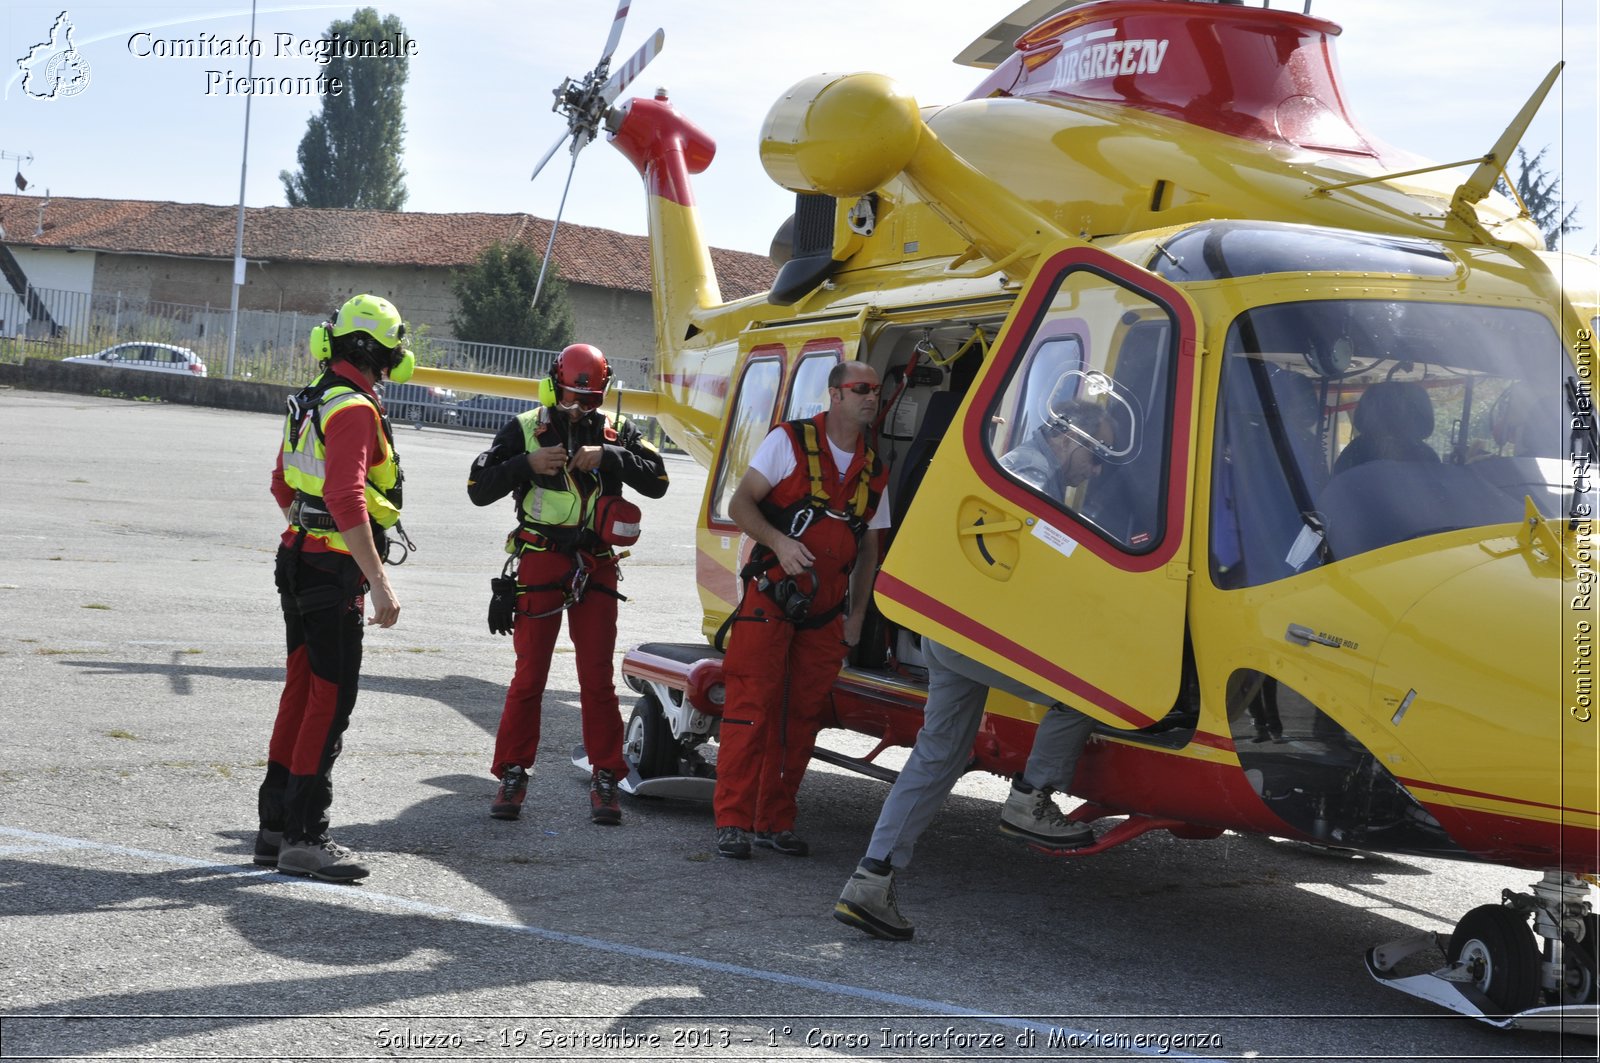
530, 129, 570, 182
598, 0, 629, 66
600, 28, 664, 105
533, 150, 581, 308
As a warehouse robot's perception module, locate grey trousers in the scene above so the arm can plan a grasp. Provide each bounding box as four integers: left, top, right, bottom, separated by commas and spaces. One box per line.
865, 638, 1095, 869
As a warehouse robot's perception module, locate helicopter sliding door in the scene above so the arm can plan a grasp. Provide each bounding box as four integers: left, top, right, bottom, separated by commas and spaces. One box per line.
876, 244, 1200, 728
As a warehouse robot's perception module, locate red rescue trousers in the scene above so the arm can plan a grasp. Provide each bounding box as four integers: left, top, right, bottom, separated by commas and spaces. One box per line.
259, 544, 365, 845
713, 583, 846, 833
490, 547, 627, 778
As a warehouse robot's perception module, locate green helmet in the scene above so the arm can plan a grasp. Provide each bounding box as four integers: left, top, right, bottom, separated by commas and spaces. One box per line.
332, 294, 406, 348
326, 294, 413, 382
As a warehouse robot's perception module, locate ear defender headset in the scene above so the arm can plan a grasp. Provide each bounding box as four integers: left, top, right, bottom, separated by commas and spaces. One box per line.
311, 295, 414, 382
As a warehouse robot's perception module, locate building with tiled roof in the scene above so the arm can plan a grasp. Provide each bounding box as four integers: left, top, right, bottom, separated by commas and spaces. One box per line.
0, 193, 776, 379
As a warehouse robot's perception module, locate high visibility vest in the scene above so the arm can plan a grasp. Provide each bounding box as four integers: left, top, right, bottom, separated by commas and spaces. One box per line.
513, 405, 602, 550
281, 380, 401, 554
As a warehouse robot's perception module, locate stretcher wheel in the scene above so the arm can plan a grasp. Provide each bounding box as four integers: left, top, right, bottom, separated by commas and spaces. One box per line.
625, 691, 678, 779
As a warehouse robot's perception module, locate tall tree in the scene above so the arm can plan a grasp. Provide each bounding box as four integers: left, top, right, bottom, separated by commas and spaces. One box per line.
280, 8, 410, 210
449, 241, 576, 352
1501, 146, 1580, 252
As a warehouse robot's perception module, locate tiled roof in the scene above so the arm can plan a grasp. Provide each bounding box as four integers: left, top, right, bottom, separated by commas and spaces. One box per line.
0, 194, 776, 300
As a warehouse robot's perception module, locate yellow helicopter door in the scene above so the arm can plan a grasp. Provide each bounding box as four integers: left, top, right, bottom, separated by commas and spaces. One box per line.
876, 244, 1201, 729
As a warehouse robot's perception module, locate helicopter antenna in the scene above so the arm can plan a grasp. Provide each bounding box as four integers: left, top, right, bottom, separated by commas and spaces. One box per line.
1450, 62, 1562, 212
528, 0, 666, 306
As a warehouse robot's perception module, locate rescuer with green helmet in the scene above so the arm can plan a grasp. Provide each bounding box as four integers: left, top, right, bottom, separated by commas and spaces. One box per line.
256, 293, 415, 883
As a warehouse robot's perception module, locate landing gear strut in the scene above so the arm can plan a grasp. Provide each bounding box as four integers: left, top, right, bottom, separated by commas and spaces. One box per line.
1367, 871, 1599, 1034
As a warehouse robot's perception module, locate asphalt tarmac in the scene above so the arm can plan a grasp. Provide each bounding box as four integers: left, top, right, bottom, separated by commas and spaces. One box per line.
0, 388, 1586, 1061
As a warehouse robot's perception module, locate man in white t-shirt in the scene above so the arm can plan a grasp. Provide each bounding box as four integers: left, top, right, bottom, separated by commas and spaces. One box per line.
712, 361, 890, 860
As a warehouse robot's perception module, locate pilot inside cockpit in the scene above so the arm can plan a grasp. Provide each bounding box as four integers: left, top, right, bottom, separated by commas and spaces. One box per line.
1000, 398, 1116, 503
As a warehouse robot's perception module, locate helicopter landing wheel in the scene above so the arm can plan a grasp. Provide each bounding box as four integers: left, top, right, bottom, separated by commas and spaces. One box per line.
1562, 913, 1600, 1006
624, 690, 678, 780
1446, 904, 1542, 1016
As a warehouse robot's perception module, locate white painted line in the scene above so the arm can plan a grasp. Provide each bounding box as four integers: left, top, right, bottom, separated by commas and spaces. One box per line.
0, 826, 1224, 1060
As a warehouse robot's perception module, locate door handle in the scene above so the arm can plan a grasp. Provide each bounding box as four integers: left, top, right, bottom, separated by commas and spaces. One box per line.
1286, 623, 1343, 648
959, 518, 1022, 536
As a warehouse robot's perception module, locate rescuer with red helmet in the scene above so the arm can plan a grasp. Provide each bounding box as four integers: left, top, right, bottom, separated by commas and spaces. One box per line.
712, 360, 890, 859
467, 342, 669, 825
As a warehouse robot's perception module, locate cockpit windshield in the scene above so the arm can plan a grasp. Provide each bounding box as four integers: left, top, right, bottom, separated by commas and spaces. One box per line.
1211, 299, 1584, 588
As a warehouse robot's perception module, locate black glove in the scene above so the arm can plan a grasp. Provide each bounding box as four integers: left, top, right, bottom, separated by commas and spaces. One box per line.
488, 576, 518, 636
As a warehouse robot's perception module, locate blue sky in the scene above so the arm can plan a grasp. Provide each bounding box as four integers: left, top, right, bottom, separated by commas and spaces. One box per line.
2, 1, 1595, 257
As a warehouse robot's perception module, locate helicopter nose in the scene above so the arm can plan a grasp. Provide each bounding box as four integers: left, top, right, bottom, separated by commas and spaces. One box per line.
1368, 546, 1587, 849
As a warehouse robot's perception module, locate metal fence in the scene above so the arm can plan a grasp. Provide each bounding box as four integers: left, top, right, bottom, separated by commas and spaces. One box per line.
0, 284, 570, 382
0, 284, 672, 442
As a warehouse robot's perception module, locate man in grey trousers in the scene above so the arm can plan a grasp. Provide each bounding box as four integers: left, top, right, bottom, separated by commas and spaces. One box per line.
833, 638, 1097, 941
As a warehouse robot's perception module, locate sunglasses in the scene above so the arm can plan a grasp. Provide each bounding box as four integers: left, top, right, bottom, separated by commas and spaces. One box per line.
836, 382, 881, 396
560, 389, 605, 411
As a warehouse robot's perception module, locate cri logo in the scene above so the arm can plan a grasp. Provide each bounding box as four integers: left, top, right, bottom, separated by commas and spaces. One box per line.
16, 11, 92, 100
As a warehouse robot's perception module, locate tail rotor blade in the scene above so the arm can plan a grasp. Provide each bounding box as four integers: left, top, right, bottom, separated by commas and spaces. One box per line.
533, 150, 581, 308
598, 0, 630, 66
530, 129, 571, 181
600, 28, 664, 105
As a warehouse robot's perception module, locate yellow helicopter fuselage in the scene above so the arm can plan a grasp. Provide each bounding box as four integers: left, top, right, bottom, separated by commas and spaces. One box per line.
600, 0, 1596, 873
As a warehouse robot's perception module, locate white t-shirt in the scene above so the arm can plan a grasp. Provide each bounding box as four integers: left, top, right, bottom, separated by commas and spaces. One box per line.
749, 425, 892, 530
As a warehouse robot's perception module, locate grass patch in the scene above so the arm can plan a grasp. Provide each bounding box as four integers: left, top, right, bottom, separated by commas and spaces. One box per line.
177, 648, 203, 655
36, 648, 90, 655
106, 729, 139, 740
68, 478, 89, 484
82, 603, 111, 610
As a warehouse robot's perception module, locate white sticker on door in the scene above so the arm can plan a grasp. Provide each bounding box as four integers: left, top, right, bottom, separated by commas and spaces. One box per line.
1031, 520, 1078, 557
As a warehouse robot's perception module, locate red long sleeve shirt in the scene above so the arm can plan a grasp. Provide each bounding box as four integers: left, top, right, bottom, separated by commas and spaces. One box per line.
271, 362, 387, 554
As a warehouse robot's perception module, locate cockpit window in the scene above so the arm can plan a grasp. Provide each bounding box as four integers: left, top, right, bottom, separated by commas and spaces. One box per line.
1150, 222, 1456, 282
984, 268, 1177, 553
1211, 299, 1581, 588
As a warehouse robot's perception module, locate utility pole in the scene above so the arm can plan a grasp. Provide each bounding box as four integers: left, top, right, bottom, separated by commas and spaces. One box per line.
225, 0, 257, 380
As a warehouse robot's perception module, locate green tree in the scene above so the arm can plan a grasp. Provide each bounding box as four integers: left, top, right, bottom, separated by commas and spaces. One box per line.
280, 8, 410, 210
449, 241, 575, 352
1501, 146, 1580, 251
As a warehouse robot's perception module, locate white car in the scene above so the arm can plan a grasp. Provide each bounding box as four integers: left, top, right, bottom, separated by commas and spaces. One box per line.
64, 342, 207, 378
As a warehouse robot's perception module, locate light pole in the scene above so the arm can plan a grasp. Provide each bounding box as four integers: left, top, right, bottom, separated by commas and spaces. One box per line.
225, 0, 258, 379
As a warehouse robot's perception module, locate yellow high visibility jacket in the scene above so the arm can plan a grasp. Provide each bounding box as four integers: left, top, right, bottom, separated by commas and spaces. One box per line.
281, 379, 401, 554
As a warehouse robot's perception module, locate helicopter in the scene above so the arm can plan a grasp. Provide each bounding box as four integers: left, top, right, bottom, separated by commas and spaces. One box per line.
413, 0, 1598, 1033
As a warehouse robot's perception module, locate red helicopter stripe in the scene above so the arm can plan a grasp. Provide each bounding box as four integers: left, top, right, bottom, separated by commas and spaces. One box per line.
875, 570, 1158, 728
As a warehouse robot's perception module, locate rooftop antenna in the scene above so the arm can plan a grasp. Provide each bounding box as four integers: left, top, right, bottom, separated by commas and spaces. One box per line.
1, 149, 33, 192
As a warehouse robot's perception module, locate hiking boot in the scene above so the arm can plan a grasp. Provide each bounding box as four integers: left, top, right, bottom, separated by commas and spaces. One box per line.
834, 863, 914, 941
999, 776, 1094, 848
590, 768, 622, 826
715, 826, 751, 860
490, 765, 529, 820
276, 838, 370, 883
753, 830, 810, 857
253, 828, 281, 868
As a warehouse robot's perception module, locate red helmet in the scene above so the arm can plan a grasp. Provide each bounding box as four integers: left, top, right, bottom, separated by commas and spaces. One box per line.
551, 343, 612, 409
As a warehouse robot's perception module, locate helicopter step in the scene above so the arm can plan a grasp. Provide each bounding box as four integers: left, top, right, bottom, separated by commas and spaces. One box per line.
1365, 871, 1599, 1034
